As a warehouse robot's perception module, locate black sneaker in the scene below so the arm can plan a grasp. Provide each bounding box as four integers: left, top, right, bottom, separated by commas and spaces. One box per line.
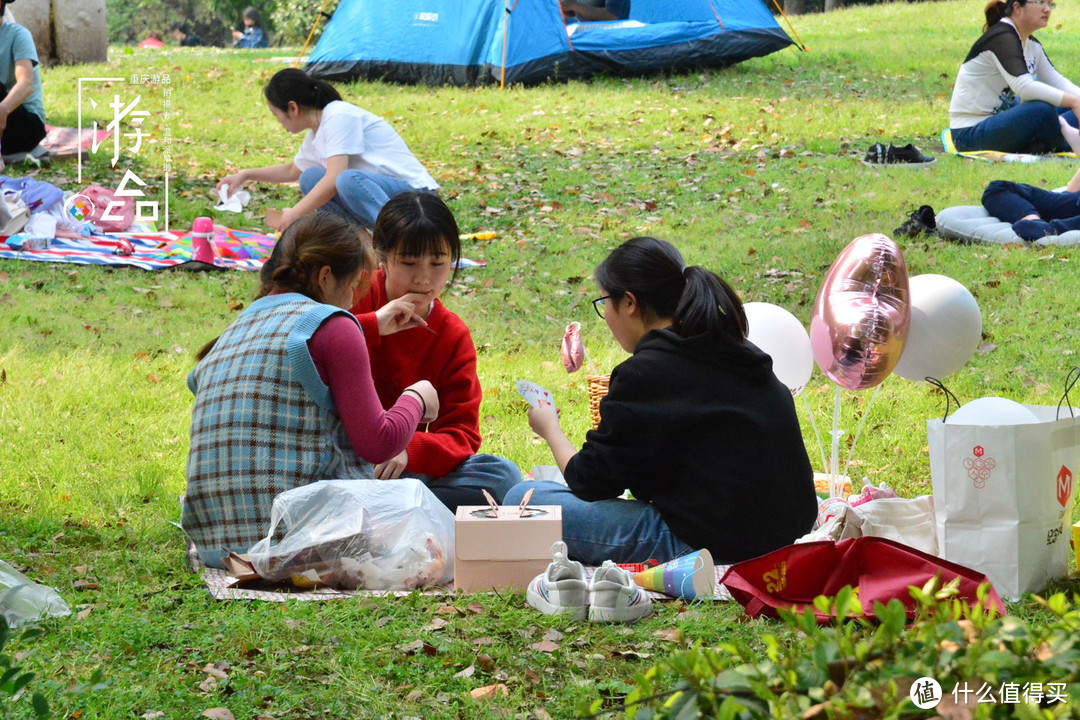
894, 205, 937, 238
887, 143, 936, 166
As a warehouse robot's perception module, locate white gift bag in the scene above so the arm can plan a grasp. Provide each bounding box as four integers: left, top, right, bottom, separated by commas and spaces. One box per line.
928, 386, 1080, 600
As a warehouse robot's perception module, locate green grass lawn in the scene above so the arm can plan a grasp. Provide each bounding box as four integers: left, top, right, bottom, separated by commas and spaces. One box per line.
3, 2, 1080, 717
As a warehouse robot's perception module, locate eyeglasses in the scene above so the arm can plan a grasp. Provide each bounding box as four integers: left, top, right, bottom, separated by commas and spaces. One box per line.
1028, 1, 1056, 9
592, 295, 612, 319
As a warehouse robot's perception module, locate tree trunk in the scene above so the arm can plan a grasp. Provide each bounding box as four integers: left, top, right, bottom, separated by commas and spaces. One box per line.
824, 0, 842, 11
13, 0, 107, 66
784, 0, 805, 15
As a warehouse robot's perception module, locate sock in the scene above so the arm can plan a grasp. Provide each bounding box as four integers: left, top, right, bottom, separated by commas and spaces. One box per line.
1050, 217, 1080, 235
1013, 219, 1055, 240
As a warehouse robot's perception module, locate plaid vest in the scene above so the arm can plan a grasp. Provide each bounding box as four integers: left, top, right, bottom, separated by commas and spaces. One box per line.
181, 293, 372, 567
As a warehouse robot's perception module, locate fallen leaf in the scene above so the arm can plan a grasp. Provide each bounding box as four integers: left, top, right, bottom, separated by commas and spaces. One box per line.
424, 618, 450, 631
72, 580, 99, 591
76, 606, 93, 620
612, 649, 651, 659
467, 601, 484, 614
405, 690, 424, 703
141, 713, 164, 720
469, 683, 509, 701
374, 616, 393, 628
542, 628, 563, 643
202, 664, 228, 679
435, 605, 464, 616
529, 639, 560, 653
454, 665, 475, 678
530, 708, 554, 720
471, 637, 494, 645
398, 640, 425, 654
977, 342, 997, 355
199, 676, 219, 693
524, 669, 541, 686
654, 628, 681, 643
201, 709, 234, 720
73, 565, 89, 575
476, 653, 496, 672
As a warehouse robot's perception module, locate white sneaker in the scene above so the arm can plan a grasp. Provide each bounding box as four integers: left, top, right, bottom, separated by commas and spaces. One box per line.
525, 541, 587, 621
588, 560, 652, 624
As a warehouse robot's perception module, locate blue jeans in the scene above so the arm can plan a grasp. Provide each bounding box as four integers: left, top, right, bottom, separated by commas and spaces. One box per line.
982, 180, 1080, 222
299, 167, 417, 228
952, 101, 1076, 154
502, 481, 695, 565
413, 454, 521, 513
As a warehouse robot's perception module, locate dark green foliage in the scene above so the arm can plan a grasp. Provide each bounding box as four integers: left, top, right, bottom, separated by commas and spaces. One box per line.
603, 581, 1080, 719
0, 617, 49, 718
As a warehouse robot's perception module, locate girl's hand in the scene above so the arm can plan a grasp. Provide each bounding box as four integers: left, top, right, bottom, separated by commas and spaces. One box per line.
375, 294, 431, 336
404, 380, 439, 423
527, 403, 561, 439
374, 450, 408, 480
216, 171, 247, 196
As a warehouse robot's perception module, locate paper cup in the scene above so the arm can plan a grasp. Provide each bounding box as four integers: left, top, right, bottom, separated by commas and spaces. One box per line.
633, 549, 714, 600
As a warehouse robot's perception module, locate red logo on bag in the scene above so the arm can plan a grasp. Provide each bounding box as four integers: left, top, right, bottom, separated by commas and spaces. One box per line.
1057, 466, 1073, 507
963, 447, 996, 489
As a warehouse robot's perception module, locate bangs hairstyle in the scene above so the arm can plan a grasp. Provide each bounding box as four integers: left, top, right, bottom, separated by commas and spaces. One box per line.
372, 191, 461, 271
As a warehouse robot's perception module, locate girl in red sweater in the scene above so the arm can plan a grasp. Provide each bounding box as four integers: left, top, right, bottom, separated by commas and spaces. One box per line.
350, 192, 521, 510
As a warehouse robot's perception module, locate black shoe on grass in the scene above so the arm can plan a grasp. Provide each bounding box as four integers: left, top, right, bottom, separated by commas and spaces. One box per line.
887, 143, 936, 166
894, 205, 937, 238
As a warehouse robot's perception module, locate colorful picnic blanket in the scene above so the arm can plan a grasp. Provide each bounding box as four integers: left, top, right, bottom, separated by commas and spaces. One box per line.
941, 128, 1077, 163
0, 225, 276, 271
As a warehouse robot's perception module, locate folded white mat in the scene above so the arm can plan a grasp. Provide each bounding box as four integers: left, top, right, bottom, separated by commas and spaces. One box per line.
936, 205, 1080, 247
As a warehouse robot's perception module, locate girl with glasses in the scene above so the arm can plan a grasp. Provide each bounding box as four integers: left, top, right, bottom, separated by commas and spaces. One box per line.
503, 237, 817, 565
948, 0, 1080, 154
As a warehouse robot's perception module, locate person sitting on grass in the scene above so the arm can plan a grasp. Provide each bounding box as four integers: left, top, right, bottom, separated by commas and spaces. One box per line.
0, 0, 49, 167
503, 236, 818, 565
981, 116, 1080, 239
168, 22, 205, 47
182, 213, 439, 569
232, 6, 268, 49
948, 0, 1080, 154
349, 192, 521, 511
217, 68, 439, 232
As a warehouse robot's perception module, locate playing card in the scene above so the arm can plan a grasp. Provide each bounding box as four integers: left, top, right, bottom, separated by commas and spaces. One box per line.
516, 380, 554, 409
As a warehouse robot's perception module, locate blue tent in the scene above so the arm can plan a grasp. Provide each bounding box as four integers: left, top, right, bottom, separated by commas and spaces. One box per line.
305, 0, 797, 86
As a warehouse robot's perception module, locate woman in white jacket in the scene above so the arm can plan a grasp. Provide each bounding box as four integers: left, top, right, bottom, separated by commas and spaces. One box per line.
949, 0, 1080, 153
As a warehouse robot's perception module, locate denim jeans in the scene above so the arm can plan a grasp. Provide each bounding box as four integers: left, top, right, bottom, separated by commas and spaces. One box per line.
501, 481, 695, 565
982, 180, 1080, 222
951, 101, 1076, 154
413, 454, 521, 513
299, 167, 417, 228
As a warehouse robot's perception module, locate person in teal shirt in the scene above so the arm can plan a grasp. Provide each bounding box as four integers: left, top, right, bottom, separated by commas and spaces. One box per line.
0, 0, 47, 166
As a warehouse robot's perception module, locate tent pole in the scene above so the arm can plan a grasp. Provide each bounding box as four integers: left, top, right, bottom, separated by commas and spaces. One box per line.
767, 0, 807, 51
297, 0, 336, 67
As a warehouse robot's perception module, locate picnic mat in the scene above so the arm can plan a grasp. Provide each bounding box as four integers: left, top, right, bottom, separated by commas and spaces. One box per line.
941, 128, 1078, 163
41, 125, 111, 160
0, 225, 276, 271
186, 541, 732, 603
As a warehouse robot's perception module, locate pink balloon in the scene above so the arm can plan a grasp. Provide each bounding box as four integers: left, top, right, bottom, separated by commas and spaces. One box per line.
810, 234, 910, 390
561, 322, 585, 373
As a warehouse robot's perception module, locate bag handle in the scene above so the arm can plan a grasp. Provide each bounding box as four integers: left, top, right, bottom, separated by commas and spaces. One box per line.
1056, 367, 1080, 420
926, 377, 961, 423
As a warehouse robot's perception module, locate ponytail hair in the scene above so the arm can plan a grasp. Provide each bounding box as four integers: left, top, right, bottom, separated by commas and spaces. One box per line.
984, 0, 1016, 30
264, 68, 342, 112
594, 236, 747, 343
197, 213, 373, 361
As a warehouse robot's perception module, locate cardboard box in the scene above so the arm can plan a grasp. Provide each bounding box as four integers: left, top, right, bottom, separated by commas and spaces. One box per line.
454, 502, 562, 593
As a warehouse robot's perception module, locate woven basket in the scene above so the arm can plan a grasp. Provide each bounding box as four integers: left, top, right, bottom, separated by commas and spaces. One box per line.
586, 374, 610, 429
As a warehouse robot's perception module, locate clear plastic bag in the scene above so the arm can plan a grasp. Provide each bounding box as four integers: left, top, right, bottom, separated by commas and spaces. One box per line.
248, 479, 455, 591
0, 559, 71, 627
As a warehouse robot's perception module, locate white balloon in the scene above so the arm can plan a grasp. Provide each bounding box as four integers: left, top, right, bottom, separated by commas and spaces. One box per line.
894, 274, 982, 381
946, 397, 1040, 426
744, 302, 814, 395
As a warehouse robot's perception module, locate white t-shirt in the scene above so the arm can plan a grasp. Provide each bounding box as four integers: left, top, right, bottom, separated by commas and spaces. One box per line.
293, 101, 439, 190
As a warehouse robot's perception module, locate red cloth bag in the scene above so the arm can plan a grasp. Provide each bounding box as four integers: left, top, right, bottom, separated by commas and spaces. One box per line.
81, 185, 135, 232
720, 536, 1005, 621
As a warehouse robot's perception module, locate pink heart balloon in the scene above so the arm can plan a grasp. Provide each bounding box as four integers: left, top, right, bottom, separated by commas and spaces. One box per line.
810, 233, 910, 390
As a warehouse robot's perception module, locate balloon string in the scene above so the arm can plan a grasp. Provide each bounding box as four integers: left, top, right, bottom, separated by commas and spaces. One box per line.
843, 382, 882, 482
800, 391, 829, 486
830, 385, 842, 498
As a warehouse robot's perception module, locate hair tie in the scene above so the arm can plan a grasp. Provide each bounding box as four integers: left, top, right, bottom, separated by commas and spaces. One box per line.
682, 265, 691, 278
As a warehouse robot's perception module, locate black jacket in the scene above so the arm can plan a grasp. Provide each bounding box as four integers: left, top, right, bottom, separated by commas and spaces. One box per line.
563, 327, 817, 563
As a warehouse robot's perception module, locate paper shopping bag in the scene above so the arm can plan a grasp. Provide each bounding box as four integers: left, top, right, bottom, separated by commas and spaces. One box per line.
720, 536, 1004, 621
928, 398, 1080, 600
